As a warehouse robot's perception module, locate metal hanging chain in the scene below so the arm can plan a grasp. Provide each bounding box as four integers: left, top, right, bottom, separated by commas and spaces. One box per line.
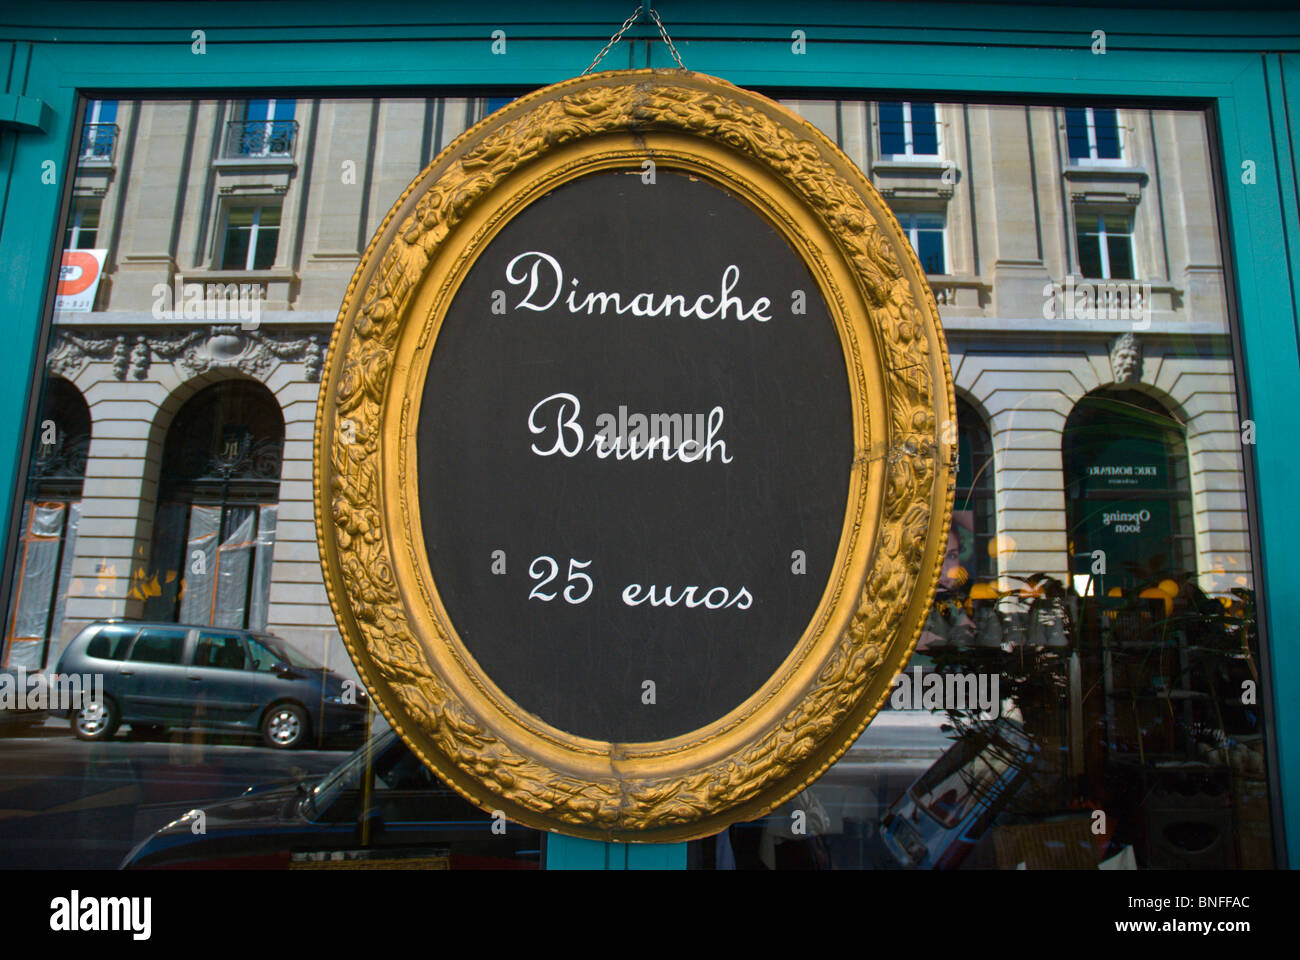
647, 7, 687, 70
583, 5, 687, 76
583, 6, 641, 74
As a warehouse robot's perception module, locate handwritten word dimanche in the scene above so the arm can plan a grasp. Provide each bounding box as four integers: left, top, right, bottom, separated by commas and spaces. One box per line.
505, 251, 773, 322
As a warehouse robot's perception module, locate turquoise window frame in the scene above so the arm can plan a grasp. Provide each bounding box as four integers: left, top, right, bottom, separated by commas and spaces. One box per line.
1, 3, 1296, 870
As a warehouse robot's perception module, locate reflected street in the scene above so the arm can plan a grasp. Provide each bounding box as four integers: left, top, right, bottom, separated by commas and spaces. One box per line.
0, 719, 346, 868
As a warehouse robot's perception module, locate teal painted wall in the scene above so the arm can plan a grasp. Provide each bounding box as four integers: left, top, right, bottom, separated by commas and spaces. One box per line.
2, 2, 1297, 869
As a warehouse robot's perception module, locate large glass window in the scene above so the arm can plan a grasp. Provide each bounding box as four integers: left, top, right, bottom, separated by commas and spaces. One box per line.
0, 91, 1270, 873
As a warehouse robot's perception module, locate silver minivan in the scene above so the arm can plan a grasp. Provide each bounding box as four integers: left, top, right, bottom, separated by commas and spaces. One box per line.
55, 620, 369, 749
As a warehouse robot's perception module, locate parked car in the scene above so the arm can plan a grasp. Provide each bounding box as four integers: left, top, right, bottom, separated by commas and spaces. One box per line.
55, 620, 369, 749
880, 716, 1039, 869
122, 727, 543, 869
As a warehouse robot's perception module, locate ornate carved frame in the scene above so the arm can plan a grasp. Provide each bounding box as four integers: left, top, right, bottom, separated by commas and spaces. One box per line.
314, 69, 955, 842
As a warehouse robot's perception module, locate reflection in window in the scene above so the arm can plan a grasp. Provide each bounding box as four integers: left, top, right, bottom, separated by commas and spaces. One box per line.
79, 99, 118, 162
955, 398, 997, 586
906, 720, 1032, 834
245, 636, 282, 673
143, 381, 283, 631
879, 101, 939, 157
84, 625, 137, 661
193, 631, 248, 669
220, 204, 281, 271
128, 627, 188, 664
225, 98, 297, 158
5, 91, 1269, 873
64, 200, 100, 250
691, 98, 1270, 871
1065, 106, 1122, 162
1054, 389, 1261, 871
2, 380, 89, 669
915, 400, 996, 654
1064, 389, 1194, 595
897, 211, 946, 274
1076, 212, 1134, 279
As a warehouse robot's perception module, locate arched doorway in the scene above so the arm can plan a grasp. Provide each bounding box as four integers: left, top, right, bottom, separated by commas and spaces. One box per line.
4, 379, 90, 668
1063, 388, 1194, 594
954, 396, 997, 588
143, 380, 284, 630
916, 397, 999, 653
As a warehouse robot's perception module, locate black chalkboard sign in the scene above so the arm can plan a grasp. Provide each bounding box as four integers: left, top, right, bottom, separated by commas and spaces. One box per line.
417, 170, 853, 743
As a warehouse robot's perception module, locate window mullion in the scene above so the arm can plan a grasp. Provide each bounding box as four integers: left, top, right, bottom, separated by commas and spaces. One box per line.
263, 99, 277, 158
1098, 216, 1112, 280
246, 207, 261, 272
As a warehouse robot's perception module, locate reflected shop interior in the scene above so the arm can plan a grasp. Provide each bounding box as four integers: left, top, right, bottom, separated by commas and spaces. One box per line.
0, 93, 1273, 869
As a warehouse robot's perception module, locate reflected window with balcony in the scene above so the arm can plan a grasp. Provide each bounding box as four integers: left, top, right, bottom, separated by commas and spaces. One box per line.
225, 98, 297, 158
79, 99, 118, 163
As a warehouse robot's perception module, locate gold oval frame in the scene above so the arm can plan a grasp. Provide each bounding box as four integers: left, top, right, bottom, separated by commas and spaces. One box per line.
314, 69, 955, 842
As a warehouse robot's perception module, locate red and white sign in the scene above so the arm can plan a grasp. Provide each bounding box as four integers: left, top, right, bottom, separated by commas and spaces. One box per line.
55, 249, 107, 312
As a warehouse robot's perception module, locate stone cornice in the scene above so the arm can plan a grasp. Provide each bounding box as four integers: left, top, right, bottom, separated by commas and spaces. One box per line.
45, 324, 328, 383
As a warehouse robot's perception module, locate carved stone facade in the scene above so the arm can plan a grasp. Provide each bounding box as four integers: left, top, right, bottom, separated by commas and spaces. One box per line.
47, 326, 326, 384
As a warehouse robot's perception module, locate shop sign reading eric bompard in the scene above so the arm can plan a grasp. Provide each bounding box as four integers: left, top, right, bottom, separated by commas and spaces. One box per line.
314, 69, 955, 841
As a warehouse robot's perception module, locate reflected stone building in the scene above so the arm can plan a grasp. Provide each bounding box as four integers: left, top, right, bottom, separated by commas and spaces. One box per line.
4, 95, 1250, 678
792, 100, 1245, 599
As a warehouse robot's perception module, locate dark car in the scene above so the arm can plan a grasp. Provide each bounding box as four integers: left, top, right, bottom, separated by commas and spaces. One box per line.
55, 620, 369, 749
122, 727, 543, 869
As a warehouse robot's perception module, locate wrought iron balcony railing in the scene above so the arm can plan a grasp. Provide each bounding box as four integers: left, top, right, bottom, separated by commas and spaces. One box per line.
223, 119, 298, 159
79, 123, 118, 163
